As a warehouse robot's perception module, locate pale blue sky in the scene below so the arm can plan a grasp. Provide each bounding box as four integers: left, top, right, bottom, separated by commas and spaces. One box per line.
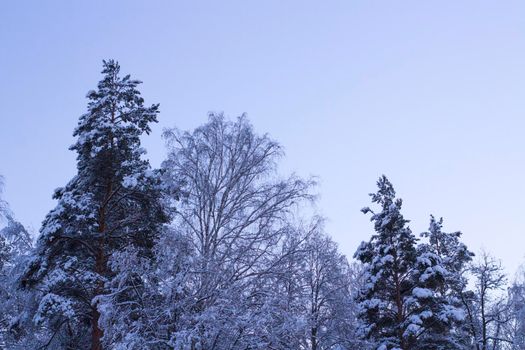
1, 1, 524, 275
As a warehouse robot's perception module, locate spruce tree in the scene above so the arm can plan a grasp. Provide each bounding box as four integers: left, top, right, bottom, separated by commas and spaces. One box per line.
21, 60, 167, 350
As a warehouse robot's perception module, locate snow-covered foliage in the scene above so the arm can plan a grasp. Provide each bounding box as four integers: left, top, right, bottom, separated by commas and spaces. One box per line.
4, 62, 525, 350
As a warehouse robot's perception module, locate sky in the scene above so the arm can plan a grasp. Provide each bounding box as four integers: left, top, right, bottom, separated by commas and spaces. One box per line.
1, 1, 524, 276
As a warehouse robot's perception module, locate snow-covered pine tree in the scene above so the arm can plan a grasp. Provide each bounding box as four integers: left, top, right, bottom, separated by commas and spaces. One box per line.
417, 215, 474, 349
21, 60, 167, 350
354, 176, 450, 350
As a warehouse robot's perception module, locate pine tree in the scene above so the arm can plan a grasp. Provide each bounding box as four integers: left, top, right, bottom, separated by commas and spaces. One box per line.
355, 176, 451, 350
21, 60, 167, 350
418, 215, 474, 349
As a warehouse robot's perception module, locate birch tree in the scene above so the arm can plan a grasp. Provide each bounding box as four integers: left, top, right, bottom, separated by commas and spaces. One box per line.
160, 114, 314, 349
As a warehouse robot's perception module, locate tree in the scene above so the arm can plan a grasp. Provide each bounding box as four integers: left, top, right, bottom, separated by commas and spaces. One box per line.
0, 177, 35, 349
345, 261, 372, 349
504, 268, 525, 349
159, 113, 314, 349
303, 229, 363, 350
21, 60, 167, 350
255, 219, 365, 350
417, 215, 474, 349
355, 176, 453, 350
463, 252, 511, 350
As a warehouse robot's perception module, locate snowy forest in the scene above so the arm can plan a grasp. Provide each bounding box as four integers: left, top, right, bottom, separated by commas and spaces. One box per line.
1, 61, 525, 350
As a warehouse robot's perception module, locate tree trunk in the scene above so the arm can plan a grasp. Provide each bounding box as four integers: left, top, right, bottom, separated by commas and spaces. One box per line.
92, 107, 117, 350
91, 309, 103, 350
92, 230, 105, 350
92, 181, 110, 350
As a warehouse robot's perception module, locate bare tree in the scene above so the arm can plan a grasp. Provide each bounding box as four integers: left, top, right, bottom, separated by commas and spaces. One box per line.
303, 230, 359, 350
498, 268, 525, 350
463, 251, 512, 350
161, 113, 315, 349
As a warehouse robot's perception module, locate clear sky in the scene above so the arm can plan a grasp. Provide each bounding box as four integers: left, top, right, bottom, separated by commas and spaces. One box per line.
1, 1, 524, 276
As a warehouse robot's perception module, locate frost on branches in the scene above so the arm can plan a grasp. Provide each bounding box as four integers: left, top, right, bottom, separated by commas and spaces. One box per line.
158, 114, 317, 349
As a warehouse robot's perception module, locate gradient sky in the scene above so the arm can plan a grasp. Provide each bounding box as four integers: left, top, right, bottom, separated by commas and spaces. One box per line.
1, 1, 524, 276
